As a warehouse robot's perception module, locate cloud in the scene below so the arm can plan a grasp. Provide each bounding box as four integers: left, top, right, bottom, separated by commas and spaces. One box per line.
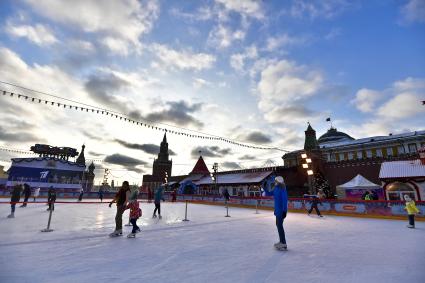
239, 154, 256, 160
351, 88, 382, 113
393, 77, 425, 91
84, 72, 130, 111
169, 6, 214, 21
377, 92, 424, 119
191, 146, 231, 158
6, 22, 58, 46
265, 34, 307, 51
104, 153, 148, 167
192, 78, 212, 90
0, 125, 42, 143
256, 59, 323, 123
324, 28, 342, 40
400, 0, 425, 24
23, 0, 159, 54
146, 100, 204, 128
151, 44, 216, 71
230, 45, 257, 72
238, 131, 272, 144
290, 0, 354, 19
115, 139, 176, 155
215, 0, 264, 19
208, 24, 246, 49
221, 161, 241, 170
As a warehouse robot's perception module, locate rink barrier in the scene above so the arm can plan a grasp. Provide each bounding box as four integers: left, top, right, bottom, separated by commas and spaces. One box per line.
175, 194, 425, 221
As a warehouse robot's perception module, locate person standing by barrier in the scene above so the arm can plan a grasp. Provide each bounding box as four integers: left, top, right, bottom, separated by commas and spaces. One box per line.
47, 186, 56, 211
78, 188, 84, 201
404, 195, 420, 228
125, 189, 142, 238
171, 189, 177, 202
109, 181, 130, 237
20, 183, 31, 207
7, 184, 23, 218
33, 187, 40, 202
223, 188, 230, 201
98, 187, 104, 202
271, 176, 288, 251
153, 185, 165, 219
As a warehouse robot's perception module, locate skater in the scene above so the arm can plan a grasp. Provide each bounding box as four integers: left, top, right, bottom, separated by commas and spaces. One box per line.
125, 189, 142, 238
223, 188, 230, 201
109, 181, 130, 237
78, 188, 84, 201
271, 176, 288, 251
98, 187, 104, 202
171, 189, 177, 202
47, 186, 56, 211
147, 187, 153, 203
404, 195, 420, 228
8, 184, 23, 218
308, 193, 323, 217
20, 183, 31, 207
33, 187, 40, 202
153, 184, 165, 219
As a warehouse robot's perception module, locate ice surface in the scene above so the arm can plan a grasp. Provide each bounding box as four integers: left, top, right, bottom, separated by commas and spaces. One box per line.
0, 200, 424, 283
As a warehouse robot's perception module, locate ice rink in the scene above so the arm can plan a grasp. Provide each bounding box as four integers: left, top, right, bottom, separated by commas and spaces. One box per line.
0, 200, 424, 283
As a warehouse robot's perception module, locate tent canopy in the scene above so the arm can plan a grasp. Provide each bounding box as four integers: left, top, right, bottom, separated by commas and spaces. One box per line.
337, 174, 380, 189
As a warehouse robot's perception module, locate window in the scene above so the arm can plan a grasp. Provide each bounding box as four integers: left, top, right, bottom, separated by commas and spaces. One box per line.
366, 150, 372, 158
408, 143, 417, 153
348, 152, 354, 160
357, 151, 363, 159
398, 146, 406, 154
376, 148, 383, 157
339, 153, 345, 161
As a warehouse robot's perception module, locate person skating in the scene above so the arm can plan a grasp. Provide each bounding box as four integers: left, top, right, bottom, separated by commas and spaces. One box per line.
109, 181, 130, 237
7, 184, 23, 218
20, 183, 31, 207
270, 176, 288, 251
308, 193, 323, 217
223, 188, 230, 201
98, 187, 104, 202
125, 189, 142, 238
404, 195, 420, 228
152, 185, 165, 219
33, 187, 40, 202
47, 186, 56, 211
78, 188, 84, 201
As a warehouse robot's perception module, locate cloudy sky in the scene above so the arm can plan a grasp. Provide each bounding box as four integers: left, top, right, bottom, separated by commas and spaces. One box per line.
0, 0, 424, 185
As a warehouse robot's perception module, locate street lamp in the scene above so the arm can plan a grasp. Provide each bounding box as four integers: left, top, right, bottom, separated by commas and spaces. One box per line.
212, 163, 218, 194
301, 152, 314, 194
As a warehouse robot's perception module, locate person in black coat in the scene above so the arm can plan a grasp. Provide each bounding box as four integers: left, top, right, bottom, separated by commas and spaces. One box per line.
223, 188, 230, 201
308, 194, 323, 217
20, 183, 31, 207
8, 185, 23, 218
47, 187, 57, 211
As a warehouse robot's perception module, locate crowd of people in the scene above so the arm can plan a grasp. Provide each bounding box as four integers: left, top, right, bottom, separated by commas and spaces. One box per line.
4, 179, 422, 244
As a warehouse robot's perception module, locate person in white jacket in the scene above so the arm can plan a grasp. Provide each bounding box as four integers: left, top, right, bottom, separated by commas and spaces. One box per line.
33, 187, 40, 202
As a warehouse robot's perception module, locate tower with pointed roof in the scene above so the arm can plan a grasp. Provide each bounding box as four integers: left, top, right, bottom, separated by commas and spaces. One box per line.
190, 155, 210, 175
76, 144, 86, 166
152, 133, 172, 181
304, 123, 318, 151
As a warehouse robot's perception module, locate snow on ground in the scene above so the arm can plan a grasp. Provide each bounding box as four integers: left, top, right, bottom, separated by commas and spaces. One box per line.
0, 200, 424, 283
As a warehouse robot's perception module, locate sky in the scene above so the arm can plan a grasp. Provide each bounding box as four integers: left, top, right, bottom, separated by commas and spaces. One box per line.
0, 0, 424, 185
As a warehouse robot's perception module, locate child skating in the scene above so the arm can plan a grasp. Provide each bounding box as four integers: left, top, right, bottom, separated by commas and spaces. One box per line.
124, 190, 142, 238
404, 195, 420, 228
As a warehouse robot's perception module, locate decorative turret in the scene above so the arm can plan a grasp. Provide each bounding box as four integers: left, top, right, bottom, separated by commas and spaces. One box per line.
304, 123, 318, 151
190, 155, 210, 175
76, 144, 86, 166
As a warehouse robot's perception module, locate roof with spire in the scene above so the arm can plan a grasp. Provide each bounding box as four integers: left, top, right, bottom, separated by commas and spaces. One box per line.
76, 144, 86, 166
190, 156, 210, 175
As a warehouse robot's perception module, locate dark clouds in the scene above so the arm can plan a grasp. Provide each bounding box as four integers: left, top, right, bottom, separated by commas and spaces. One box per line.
146, 100, 204, 128
222, 162, 241, 170
115, 139, 176, 155
104, 153, 147, 168
0, 125, 43, 143
242, 131, 272, 144
239, 154, 256, 160
191, 146, 231, 158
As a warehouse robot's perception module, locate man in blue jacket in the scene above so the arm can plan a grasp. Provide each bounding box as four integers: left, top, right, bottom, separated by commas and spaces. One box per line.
273, 176, 288, 250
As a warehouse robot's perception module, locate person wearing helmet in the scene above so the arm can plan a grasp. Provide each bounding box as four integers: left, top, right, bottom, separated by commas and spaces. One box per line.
271, 176, 288, 251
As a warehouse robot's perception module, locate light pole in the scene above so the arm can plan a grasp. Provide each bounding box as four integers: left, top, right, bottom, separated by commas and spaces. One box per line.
212, 163, 218, 194
301, 153, 314, 194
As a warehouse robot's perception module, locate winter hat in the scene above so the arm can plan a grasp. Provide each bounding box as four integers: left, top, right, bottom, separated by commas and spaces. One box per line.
403, 195, 412, 202
275, 176, 284, 184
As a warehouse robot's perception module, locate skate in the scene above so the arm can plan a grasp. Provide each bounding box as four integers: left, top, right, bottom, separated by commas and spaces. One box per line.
7, 213, 14, 218
152, 214, 157, 218
135, 228, 141, 233
159, 215, 162, 219
124, 223, 132, 226
109, 230, 123, 237
275, 242, 287, 251
20, 204, 26, 208
407, 225, 415, 229
127, 233, 136, 238
319, 215, 323, 218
